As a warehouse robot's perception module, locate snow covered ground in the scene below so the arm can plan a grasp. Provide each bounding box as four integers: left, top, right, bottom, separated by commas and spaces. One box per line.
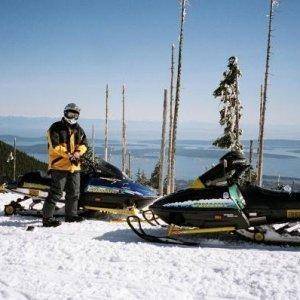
0, 193, 300, 300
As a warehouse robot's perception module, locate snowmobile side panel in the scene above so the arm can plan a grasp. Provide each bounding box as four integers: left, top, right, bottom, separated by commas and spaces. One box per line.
287, 210, 300, 219
152, 207, 249, 229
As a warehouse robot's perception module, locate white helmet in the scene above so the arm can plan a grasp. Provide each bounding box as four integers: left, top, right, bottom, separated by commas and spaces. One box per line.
63, 103, 81, 125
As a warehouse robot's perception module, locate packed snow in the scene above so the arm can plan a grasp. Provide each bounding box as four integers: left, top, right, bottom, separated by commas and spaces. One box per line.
0, 192, 300, 300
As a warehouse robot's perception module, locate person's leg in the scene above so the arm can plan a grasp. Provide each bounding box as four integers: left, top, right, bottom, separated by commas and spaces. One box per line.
65, 172, 80, 217
43, 170, 67, 218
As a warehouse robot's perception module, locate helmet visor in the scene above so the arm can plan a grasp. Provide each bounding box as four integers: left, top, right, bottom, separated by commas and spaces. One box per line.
65, 110, 79, 120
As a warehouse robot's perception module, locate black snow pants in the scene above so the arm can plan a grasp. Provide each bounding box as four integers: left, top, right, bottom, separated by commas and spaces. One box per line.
43, 170, 80, 218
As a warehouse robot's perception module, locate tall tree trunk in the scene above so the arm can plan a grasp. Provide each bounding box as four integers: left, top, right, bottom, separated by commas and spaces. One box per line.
257, 84, 264, 177
121, 84, 127, 173
167, 44, 175, 194
170, 0, 187, 193
104, 84, 109, 161
249, 140, 253, 165
13, 137, 16, 181
159, 89, 168, 196
92, 124, 95, 163
128, 152, 131, 178
249, 139, 254, 181
257, 0, 275, 187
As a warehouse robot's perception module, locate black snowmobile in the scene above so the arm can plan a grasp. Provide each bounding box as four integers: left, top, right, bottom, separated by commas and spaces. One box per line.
127, 151, 300, 245
4, 158, 157, 218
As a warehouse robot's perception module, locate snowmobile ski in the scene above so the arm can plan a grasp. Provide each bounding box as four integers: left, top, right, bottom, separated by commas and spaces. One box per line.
127, 215, 201, 246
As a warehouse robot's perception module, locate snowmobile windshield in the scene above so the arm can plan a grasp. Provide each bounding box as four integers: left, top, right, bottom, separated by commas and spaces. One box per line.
196, 154, 249, 187
95, 158, 125, 180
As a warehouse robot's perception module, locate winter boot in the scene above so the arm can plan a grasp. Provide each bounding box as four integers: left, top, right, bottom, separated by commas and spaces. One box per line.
65, 215, 84, 223
43, 217, 61, 227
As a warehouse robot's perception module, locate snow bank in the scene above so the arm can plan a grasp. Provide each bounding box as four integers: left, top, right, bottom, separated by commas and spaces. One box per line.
0, 193, 300, 299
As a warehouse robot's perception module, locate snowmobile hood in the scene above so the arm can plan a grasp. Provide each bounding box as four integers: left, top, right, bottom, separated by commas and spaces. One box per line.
150, 185, 245, 210
84, 177, 157, 198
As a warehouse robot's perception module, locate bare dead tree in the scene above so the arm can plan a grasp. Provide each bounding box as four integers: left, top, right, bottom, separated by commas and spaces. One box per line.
257, 84, 264, 176
104, 84, 109, 161
121, 84, 127, 173
249, 140, 253, 165
13, 137, 16, 181
170, 0, 187, 193
159, 89, 168, 196
248, 139, 254, 182
257, 0, 277, 186
92, 124, 95, 163
127, 152, 131, 178
167, 44, 175, 194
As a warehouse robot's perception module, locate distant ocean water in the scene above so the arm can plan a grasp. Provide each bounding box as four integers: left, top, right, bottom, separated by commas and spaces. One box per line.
23, 139, 300, 181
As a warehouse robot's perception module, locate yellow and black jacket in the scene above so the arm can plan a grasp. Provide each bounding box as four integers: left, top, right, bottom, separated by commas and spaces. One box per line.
47, 119, 88, 173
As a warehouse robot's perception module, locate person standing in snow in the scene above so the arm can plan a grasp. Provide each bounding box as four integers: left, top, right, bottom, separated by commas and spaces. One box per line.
42, 103, 88, 227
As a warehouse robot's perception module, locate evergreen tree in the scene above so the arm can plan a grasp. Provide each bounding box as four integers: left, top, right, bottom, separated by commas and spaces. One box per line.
213, 56, 243, 151
0, 139, 47, 182
81, 144, 102, 171
150, 161, 160, 189
135, 169, 149, 186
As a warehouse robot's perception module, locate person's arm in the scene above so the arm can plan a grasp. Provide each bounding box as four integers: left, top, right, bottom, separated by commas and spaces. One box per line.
47, 128, 69, 158
74, 128, 88, 156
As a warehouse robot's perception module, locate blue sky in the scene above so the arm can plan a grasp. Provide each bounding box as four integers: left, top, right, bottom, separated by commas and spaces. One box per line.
0, 0, 299, 126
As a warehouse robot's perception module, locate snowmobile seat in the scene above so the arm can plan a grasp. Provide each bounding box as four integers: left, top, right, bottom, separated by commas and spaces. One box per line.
18, 171, 51, 189
241, 184, 300, 209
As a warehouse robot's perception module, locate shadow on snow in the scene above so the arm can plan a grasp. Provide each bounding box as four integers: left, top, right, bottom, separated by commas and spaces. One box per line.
96, 226, 300, 252
1, 209, 299, 252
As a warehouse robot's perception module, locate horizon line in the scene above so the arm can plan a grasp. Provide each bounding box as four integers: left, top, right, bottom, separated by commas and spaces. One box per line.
0, 114, 298, 127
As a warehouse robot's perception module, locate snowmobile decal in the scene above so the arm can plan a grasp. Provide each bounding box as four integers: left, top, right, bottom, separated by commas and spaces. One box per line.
22, 182, 49, 190
223, 213, 239, 218
163, 198, 237, 209
287, 210, 300, 218
189, 178, 205, 189
85, 185, 120, 194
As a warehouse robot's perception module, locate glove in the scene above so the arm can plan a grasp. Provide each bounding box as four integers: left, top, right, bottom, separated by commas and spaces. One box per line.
68, 153, 80, 166
73, 151, 81, 159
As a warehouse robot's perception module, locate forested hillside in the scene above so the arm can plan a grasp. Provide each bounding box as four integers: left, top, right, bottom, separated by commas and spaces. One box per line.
0, 139, 47, 181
